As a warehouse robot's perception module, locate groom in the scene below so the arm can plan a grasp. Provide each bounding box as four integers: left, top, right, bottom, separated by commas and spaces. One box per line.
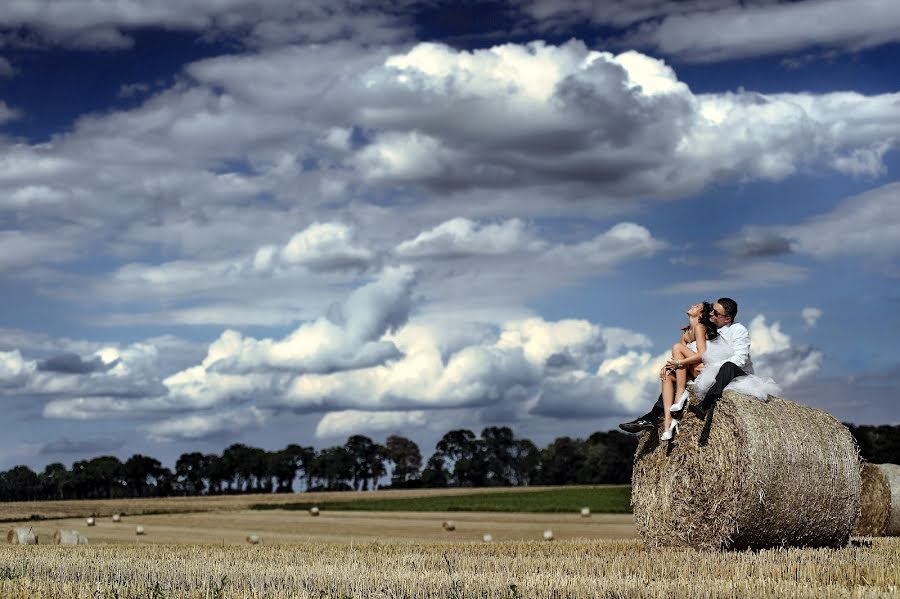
618, 297, 753, 433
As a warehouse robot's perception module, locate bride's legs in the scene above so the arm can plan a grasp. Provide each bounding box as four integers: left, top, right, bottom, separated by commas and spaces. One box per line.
661, 371, 676, 430
671, 344, 695, 404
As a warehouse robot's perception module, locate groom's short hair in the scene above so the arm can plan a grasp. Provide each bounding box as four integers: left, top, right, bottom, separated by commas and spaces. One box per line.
717, 297, 738, 320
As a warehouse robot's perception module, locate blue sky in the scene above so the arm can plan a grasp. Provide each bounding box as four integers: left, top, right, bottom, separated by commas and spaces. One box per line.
1, 0, 898, 471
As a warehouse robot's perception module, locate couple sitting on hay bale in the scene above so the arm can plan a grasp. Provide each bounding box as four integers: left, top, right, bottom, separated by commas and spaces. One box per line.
619, 297, 780, 440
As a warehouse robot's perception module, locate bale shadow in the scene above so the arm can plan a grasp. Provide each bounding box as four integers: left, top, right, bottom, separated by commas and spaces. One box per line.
697, 403, 716, 447
635, 430, 660, 461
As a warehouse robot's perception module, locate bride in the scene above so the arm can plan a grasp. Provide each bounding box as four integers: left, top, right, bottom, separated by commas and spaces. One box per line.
658, 302, 718, 440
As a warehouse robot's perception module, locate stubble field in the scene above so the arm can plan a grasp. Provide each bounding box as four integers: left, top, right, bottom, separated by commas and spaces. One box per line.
1, 488, 897, 597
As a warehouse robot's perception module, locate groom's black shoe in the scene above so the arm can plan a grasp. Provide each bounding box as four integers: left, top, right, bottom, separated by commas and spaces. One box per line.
619, 417, 656, 433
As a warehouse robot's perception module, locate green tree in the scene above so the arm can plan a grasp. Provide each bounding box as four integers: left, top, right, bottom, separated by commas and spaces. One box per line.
420, 454, 449, 488
384, 435, 422, 487
40, 462, 71, 500
175, 452, 208, 495
435, 429, 487, 487
310, 446, 353, 491
72, 456, 125, 498
124, 454, 165, 497
536, 437, 585, 485
344, 435, 386, 490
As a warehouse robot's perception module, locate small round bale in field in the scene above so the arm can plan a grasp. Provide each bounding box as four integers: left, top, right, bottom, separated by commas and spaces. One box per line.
442, 520, 455, 531
246, 534, 260, 544
309, 506, 320, 516
135, 525, 145, 536
112, 513, 122, 523
85, 517, 95, 527
7, 527, 37, 545
482, 533, 493, 543
882, 463, 900, 536
543, 529, 554, 541
632, 390, 861, 551
53, 529, 87, 545
854, 463, 892, 536
580, 507, 591, 517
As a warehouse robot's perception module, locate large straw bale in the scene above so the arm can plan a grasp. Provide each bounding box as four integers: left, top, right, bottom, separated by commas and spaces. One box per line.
53, 529, 88, 545
854, 463, 891, 536
880, 463, 900, 535
6, 527, 37, 545
632, 390, 861, 550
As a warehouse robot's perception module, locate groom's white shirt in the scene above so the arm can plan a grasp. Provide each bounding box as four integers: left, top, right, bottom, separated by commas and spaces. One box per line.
716, 322, 753, 374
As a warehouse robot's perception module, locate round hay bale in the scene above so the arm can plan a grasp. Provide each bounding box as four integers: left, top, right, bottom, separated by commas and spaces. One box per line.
880, 463, 900, 536
580, 507, 591, 517
543, 529, 554, 541
134, 525, 145, 536
632, 390, 861, 550
53, 529, 83, 545
309, 506, 320, 516
482, 533, 493, 543
853, 463, 891, 537
85, 517, 95, 527
441, 520, 456, 531
246, 534, 260, 544
7, 527, 37, 545
111, 513, 121, 523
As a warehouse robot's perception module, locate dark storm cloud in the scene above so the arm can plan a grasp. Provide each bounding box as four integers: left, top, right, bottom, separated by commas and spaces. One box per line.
37, 352, 118, 374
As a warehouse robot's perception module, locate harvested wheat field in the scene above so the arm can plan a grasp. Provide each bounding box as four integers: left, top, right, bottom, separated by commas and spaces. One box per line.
0, 486, 557, 521
5, 509, 637, 544
0, 538, 896, 598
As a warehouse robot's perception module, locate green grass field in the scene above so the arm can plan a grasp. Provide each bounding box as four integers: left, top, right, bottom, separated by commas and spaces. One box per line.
250, 485, 632, 513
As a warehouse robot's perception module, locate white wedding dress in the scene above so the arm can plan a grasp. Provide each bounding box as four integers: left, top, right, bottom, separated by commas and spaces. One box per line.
690, 335, 781, 402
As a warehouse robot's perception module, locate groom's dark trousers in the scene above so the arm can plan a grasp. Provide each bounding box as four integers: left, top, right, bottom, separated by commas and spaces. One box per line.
645, 362, 746, 420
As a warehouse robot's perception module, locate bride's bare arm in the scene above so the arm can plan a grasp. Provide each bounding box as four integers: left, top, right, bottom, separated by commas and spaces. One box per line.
667, 323, 708, 370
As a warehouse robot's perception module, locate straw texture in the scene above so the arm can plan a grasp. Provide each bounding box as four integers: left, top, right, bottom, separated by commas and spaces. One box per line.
880, 463, 900, 536
632, 389, 861, 550
854, 463, 891, 536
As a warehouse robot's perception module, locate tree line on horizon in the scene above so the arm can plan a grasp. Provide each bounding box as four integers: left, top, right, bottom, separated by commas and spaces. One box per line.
0, 424, 896, 503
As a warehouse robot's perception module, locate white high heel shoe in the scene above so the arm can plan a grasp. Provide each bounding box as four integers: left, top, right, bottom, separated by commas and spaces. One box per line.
670, 389, 690, 413
660, 419, 679, 441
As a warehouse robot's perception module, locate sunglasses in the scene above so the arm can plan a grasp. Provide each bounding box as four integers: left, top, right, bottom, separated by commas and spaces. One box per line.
711, 308, 726, 318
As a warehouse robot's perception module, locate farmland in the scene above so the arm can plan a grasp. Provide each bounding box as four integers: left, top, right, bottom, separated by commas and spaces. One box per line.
0, 487, 897, 597
0, 538, 896, 598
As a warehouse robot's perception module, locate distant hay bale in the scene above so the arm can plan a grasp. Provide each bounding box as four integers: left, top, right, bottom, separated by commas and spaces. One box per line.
246, 534, 260, 544
441, 520, 456, 531
111, 514, 122, 523
85, 517, 95, 527
879, 463, 900, 536
482, 533, 493, 543
854, 463, 891, 537
632, 390, 861, 551
580, 507, 591, 517
53, 529, 87, 545
543, 529, 554, 541
135, 525, 145, 536
309, 506, 320, 516
7, 527, 37, 545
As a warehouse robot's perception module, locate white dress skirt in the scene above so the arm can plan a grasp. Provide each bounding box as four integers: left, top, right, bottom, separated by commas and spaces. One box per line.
690, 335, 781, 401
